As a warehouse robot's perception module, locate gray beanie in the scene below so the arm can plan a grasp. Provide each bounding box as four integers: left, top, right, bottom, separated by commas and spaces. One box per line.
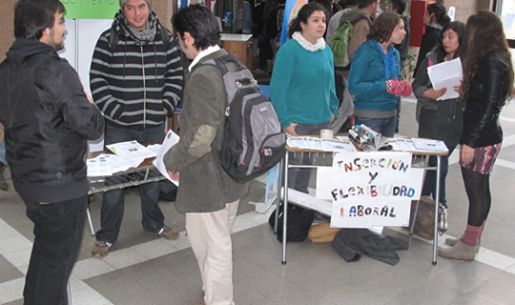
119, 0, 151, 8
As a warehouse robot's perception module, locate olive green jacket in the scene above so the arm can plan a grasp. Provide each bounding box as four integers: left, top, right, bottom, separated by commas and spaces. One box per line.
164, 49, 248, 213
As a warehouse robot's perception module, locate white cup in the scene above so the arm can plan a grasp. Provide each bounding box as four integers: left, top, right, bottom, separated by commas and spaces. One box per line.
320, 129, 334, 139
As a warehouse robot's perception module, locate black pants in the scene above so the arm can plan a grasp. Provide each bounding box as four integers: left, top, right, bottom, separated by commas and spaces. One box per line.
23, 196, 87, 305
462, 167, 491, 226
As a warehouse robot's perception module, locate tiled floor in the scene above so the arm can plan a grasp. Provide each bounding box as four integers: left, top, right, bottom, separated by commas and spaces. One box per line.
1, 99, 515, 305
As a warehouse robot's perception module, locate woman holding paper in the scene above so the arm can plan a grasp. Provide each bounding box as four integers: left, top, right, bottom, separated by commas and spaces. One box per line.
412, 21, 465, 232
348, 12, 410, 138
438, 11, 513, 261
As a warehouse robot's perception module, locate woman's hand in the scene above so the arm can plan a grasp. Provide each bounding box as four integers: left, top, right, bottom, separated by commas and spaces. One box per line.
423, 88, 447, 100
283, 123, 298, 136
460, 144, 475, 165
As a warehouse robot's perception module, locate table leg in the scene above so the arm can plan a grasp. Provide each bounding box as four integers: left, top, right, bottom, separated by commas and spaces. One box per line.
432, 155, 441, 265
281, 151, 289, 265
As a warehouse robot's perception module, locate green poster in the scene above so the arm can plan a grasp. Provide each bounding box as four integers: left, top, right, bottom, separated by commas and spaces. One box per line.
62, 0, 120, 19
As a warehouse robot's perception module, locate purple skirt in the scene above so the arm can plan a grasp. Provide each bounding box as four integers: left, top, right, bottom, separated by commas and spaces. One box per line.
460, 143, 502, 175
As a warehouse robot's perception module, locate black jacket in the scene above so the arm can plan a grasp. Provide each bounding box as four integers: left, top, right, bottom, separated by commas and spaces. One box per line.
461, 52, 511, 148
414, 25, 441, 77
0, 39, 105, 202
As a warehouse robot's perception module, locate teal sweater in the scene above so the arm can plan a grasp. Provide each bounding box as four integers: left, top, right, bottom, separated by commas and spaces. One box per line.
270, 39, 339, 129
348, 39, 400, 113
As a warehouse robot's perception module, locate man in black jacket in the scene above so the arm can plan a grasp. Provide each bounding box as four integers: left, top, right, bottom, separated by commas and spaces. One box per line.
0, 0, 104, 304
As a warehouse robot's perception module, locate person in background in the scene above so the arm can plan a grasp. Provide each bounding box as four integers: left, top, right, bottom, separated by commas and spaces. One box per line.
326, 0, 379, 133
89, 0, 184, 258
412, 21, 466, 232
438, 11, 513, 261
348, 12, 410, 137
0, 0, 105, 303
413, 2, 450, 76
270, 2, 339, 194
386, 0, 410, 132
166, 5, 249, 305
0, 124, 7, 191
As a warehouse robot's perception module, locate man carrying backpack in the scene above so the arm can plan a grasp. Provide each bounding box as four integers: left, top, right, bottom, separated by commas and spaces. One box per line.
165, 5, 249, 305
89, 0, 184, 258
327, 0, 380, 132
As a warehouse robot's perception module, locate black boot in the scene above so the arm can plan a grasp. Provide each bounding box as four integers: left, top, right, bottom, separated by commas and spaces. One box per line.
0, 164, 8, 191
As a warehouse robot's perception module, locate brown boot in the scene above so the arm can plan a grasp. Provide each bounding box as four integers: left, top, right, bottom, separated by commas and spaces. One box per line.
0, 164, 8, 191
438, 240, 479, 261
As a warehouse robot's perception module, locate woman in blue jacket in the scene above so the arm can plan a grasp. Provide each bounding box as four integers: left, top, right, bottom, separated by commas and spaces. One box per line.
270, 2, 339, 193
348, 12, 410, 137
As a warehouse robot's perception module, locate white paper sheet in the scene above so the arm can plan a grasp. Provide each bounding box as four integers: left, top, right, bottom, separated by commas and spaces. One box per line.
106, 140, 156, 167
152, 130, 180, 186
427, 57, 462, 100
411, 138, 449, 153
87, 153, 134, 177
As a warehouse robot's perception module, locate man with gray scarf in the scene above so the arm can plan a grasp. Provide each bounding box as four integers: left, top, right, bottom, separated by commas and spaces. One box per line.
89, 0, 183, 258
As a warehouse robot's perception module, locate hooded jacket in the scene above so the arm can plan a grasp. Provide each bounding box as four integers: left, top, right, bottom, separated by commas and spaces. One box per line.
0, 39, 105, 202
89, 11, 183, 129
348, 39, 400, 116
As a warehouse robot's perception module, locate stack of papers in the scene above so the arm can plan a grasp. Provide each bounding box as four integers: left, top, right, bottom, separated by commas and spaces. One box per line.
287, 136, 356, 152
87, 153, 135, 177
106, 140, 156, 168
385, 138, 417, 151
427, 57, 462, 101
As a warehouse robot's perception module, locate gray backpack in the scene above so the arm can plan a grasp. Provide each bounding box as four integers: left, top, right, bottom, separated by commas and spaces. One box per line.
198, 54, 286, 182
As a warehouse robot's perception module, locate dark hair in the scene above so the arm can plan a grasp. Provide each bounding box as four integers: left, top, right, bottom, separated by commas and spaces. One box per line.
172, 5, 220, 50
434, 21, 465, 62
389, 0, 406, 15
463, 10, 514, 100
367, 12, 401, 43
427, 2, 450, 28
357, 0, 377, 9
287, 2, 328, 38
14, 0, 65, 40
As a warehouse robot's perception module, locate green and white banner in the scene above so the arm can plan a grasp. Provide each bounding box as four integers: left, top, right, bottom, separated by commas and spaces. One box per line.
62, 0, 119, 19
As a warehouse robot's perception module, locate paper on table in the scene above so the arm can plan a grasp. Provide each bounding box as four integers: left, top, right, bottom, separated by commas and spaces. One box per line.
106, 140, 156, 167
152, 130, 180, 186
87, 153, 134, 177
427, 57, 462, 101
411, 138, 448, 153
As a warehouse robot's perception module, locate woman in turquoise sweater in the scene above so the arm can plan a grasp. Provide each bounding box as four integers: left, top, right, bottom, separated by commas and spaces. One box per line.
348, 12, 410, 137
270, 2, 339, 193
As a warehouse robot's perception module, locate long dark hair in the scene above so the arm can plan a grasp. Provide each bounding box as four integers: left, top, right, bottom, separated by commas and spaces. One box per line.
434, 21, 465, 63
367, 12, 401, 44
462, 11, 514, 100
287, 2, 328, 38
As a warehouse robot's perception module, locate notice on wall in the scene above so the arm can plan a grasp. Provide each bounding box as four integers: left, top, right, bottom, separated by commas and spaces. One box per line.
62, 0, 119, 19
315, 151, 424, 228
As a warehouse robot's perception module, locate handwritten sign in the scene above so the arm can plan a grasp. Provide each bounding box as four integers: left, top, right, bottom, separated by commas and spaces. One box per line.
315, 152, 424, 228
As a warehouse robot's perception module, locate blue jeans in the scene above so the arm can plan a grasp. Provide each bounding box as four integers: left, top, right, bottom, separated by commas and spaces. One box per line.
0, 141, 6, 165
96, 124, 166, 243
23, 196, 87, 305
355, 116, 397, 138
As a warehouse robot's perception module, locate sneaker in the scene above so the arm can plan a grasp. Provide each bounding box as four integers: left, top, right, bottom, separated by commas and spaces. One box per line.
158, 226, 180, 240
92, 241, 112, 258
438, 204, 448, 234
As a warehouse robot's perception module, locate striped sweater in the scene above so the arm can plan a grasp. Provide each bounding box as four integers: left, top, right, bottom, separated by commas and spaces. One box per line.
90, 14, 183, 129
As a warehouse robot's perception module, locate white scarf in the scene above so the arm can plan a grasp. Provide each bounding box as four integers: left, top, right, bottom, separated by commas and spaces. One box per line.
292, 31, 325, 52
